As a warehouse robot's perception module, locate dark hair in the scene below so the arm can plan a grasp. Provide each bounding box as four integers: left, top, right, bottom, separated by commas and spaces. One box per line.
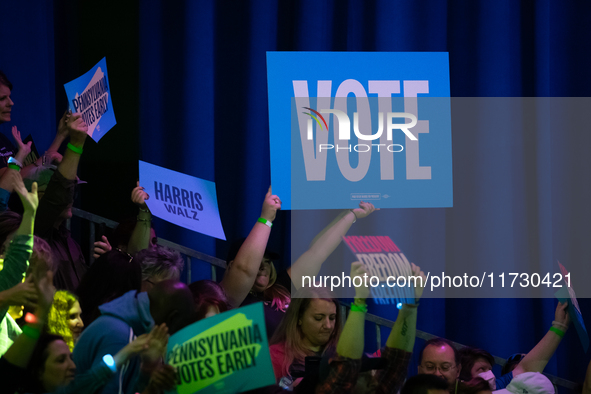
0, 70, 13, 90
189, 279, 230, 320
0, 211, 22, 255
75, 249, 142, 327
457, 377, 492, 394
24, 334, 64, 393
401, 374, 449, 394
419, 337, 460, 367
458, 347, 494, 381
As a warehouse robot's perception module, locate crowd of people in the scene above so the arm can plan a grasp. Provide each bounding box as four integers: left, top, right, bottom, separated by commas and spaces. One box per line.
0, 69, 585, 394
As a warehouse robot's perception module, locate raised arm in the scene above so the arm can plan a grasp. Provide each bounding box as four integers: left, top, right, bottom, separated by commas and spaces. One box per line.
29, 110, 70, 171
0, 176, 39, 317
385, 263, 425, 352
220, 187, 281, 308
0, 126, 32, 211
512, 301, 571, 376
0, 166, 20, 213
56, 113, 87, 180
289, 201, 377, 289
127, 181, 152, 255
45, 110, 70, 159
10, 125, 32, 167
3, 270, 54, 368
315, 262, 368, 394
370, 264, 425, 394
337, 262, 369, 359
34, 113, 87, 237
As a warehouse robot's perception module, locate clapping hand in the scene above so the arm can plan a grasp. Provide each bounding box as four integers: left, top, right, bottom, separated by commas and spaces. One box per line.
1, 276, 38, 309
11, 126, 32, 162
141, 323, 170, 367
14, 175, 38, 213
114, 323, 170, 368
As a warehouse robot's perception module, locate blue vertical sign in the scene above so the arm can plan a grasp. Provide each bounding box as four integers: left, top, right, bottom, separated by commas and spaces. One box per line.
64, 57, 116, 142
267, 52, 452, 210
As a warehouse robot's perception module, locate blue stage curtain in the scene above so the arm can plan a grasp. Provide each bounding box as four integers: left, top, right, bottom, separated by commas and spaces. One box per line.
2, 0, 589, 388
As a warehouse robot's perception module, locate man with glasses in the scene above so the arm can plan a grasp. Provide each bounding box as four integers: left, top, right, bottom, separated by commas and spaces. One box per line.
418, 338, 461, 386
418, 301, 570, 391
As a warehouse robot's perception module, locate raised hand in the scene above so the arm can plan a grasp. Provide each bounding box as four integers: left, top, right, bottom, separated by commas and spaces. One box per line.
113, 333, 151, 367
14, 175, 38, 213
66, 113, 89, 144
93, 235, 112, 258
132, 181, 150, 209
36, 270, 55, 317
260, 186, 281, 222
555, 301, 571, 328
57, 110, 71, 139
352, 201, 378, 220
11, 125, 32, 162
0, 276, 38, 309
351, 261, 370, 300
411, 263, 426, 301
141, 323, 170, 367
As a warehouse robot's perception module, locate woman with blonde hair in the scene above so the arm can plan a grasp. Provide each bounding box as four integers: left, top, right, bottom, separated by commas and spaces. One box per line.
221, 187, 376, 338
269, 289, 343, 388
47, 290, 83, 351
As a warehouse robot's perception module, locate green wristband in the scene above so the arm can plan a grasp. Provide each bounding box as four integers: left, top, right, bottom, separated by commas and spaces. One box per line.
7, 163, 21, 171
549, 326, 565, 338
22, 325, 41, 339
257, 217, 272, 228
67, 142, 83, 154
350, 302, 367, 313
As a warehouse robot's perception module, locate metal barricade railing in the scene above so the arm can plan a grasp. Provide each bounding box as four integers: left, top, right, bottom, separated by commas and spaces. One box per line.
70, 208, 581, 393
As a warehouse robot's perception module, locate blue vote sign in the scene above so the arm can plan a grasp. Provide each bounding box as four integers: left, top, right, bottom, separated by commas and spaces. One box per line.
139, 161, 226, 240
267, 52, 452, 210
63, 57, 116, 142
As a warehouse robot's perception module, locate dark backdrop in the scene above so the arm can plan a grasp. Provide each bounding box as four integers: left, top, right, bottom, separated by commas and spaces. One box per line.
1, 0, 590, 390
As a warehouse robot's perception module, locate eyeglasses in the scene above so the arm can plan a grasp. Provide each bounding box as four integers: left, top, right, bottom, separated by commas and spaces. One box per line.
115, 248, 133, 263
421, 363, 456, 373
